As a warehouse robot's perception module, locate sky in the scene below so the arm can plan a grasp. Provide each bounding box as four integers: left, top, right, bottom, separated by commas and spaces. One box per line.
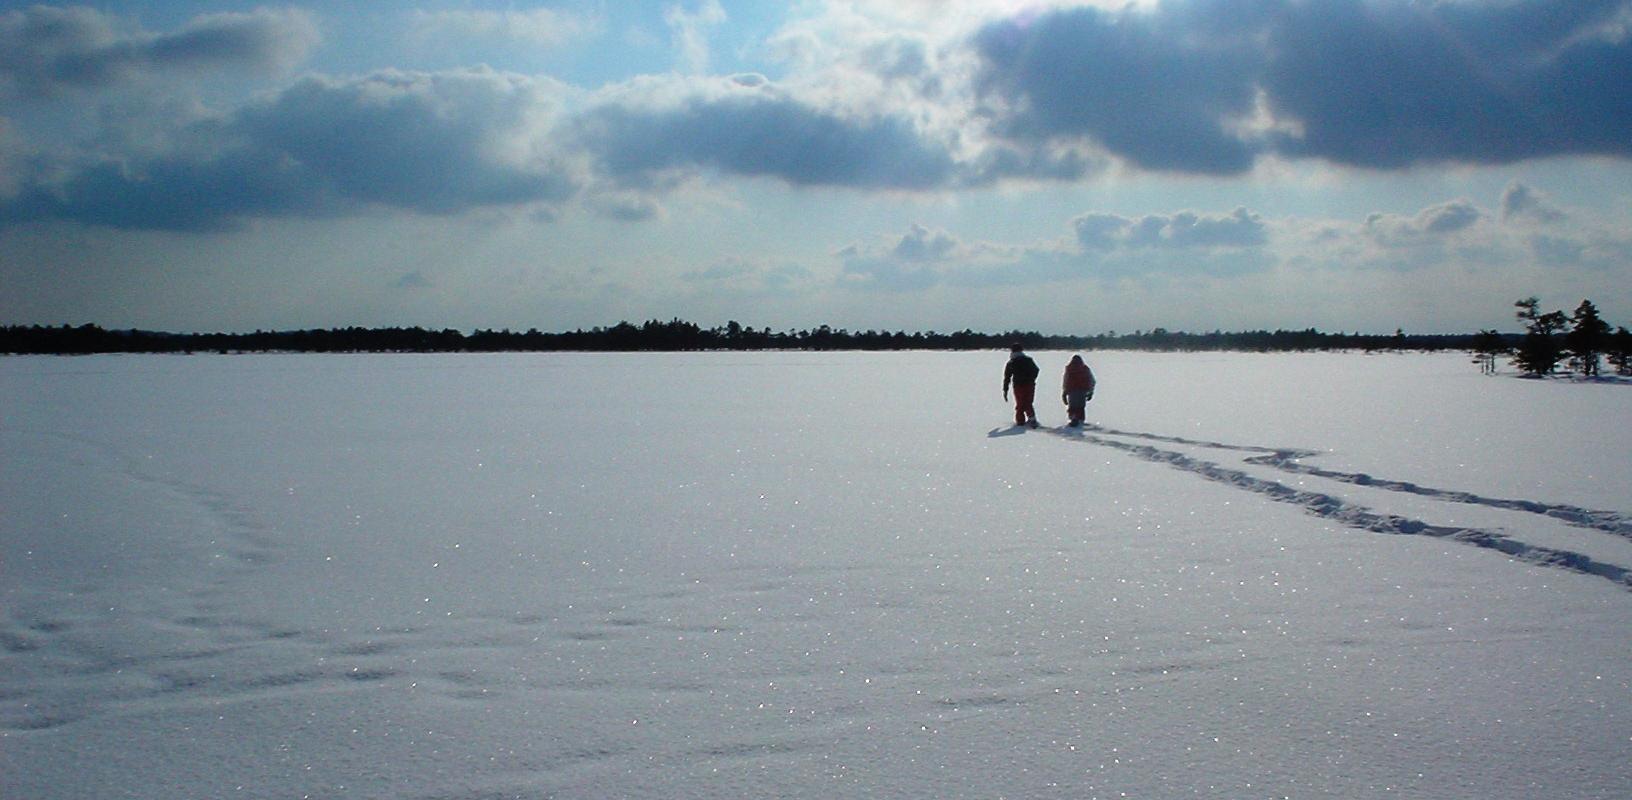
2, 0, 1630, 336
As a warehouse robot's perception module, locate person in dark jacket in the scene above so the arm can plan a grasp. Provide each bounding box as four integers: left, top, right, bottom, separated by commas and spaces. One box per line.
1061, 354, 1095, 427
1002, 344, 1041, 428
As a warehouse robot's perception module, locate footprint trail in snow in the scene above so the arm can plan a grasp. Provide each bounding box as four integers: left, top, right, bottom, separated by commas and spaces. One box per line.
1047, 424, 1632, 592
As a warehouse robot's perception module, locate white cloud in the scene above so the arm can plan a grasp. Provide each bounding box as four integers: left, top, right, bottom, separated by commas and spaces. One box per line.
1363, 200, 1484, 248
1500, 182, 1566, 223
836, 180, 1632, 308
408, 8, 599, 47
842, 206, 1275, 292
665, 0, 728, 74
892, 223, 959, 261
1074, 208, 1268, 250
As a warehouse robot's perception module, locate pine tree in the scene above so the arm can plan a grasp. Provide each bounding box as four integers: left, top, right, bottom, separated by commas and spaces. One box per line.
1609, 326, 1632, 377
1511, 297, 1567, 376
1564, 299, 1610, 377
1471, 329, 1507, 374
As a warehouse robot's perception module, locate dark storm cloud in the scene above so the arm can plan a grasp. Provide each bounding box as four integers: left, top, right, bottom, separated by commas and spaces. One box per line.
2, 69, 576, 230
0, 6, 317, 96
973, 0, 1632, 172
578, 93, 957, 190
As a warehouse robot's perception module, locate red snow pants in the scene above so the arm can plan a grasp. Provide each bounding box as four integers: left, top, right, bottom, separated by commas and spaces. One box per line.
1012, 383, 1036, 425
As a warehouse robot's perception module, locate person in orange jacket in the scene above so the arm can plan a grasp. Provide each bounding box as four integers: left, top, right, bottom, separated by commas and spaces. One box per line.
1061, 354, 1095, 427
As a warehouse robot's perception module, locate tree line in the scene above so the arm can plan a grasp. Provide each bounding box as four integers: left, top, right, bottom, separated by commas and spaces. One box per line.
5, 307, 1629, 373
1470, 298, 1632, 378
2, 319, 1511, 356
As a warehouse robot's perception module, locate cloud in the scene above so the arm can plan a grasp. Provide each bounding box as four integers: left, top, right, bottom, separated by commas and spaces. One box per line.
840, 249, 945, 292
0, 147, 331, 231
13, 2, 1632, 235
1263, 0, 1632, 167
1364, 200, 1484, 247
3, 68, 578, 230
971, 3, 1267, 174
1418, 201, 1483, 235
7, 64, 970, 230
236, 69, 576, 213
1526, 228, 1632, 271
0, 6, 319, 97
960, 142, 1101, 186
408, 8, 599, 46
666, 0, 728, 74
843, 208, 1273, 291
1530, 234, 1587, 266
859, 35, 934, 86
1500, 182, 1566, 223
1074, 208, 1268, 250
840, 223, 967, 290
572, 42, 1089, 190
1267, 185, 1632, 279
578, 85, 957, 190
764, 4, 947, 99
970, 0, 1632, 173
892, 223, 958, 261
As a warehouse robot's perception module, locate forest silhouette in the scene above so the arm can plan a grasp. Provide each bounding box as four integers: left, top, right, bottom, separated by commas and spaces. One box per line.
5, 299, 1629, 377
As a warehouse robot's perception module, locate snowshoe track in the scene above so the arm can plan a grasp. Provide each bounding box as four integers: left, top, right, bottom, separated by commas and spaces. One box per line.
1049, 424, 1632, 593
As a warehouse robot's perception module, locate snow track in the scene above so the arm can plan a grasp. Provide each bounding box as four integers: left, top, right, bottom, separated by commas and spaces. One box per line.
1049, 424, 1632, 592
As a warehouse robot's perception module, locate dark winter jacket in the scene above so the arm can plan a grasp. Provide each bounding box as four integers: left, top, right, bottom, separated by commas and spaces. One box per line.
1003, 353, 1040, 389
1063, 356, 1095, 394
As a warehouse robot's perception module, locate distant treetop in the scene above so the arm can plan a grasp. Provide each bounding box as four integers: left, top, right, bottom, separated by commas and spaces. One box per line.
2, 319, 1511, 356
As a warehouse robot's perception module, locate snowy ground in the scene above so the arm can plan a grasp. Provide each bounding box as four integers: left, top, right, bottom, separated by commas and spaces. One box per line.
2, 350, 1629, 800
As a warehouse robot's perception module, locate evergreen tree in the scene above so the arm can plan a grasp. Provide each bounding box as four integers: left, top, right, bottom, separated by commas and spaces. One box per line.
1564, 299, 1610, 377
1471, 329, 1507, 374
1609, 326, 1632, 377
1511, 297, 1567, 376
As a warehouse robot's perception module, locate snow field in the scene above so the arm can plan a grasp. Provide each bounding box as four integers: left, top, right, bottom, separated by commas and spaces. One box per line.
2, 351, 1629, 799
